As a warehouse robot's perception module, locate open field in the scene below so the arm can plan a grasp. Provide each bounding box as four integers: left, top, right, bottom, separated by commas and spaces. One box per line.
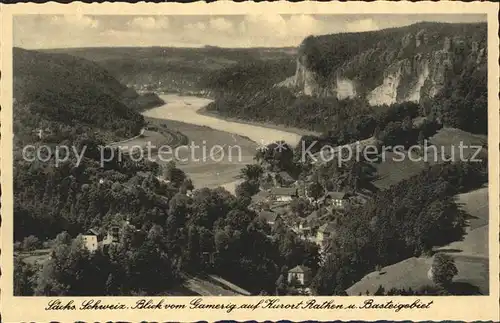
165, 273, 251, 296
347, 186, 489, 295
153, 118, 256, 193
147, 122, 255, 193
140, 94, 306, 193
429, 127, 487, 161
372, 151, 427, 190
371, 127, 487, 190
435, 187, 489, 257
108, 128, 186, 154
346, 254, 488, 295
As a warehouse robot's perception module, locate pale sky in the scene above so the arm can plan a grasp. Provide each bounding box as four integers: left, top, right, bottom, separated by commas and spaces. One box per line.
13, 14, 486, 49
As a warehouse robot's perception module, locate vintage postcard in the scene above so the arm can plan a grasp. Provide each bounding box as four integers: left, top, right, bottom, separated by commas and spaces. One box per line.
1, 1, 499, 322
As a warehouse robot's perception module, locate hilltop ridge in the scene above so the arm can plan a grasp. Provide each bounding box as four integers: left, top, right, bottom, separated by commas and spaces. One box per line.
13, 47, 164, 145
279, 22, 486, 105
204, 22, 487, 136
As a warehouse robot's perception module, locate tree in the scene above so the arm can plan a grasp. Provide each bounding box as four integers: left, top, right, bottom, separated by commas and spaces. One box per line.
235, 180, 259, 198
430, 253, 458, 288
290, 198, 309, 218
180, 178, 194, 193
22, 235, 41, 251
35, 237, 94, 296
418, 130, 425, 146
275, 273, 288, 295
374, 285, 385, 295
307, 181, 323, 201
373, 125, 381, 139
185, 225, 202, 272
14, 257, 36, 296
162, 161, 186, 187
241, 164, 264, 181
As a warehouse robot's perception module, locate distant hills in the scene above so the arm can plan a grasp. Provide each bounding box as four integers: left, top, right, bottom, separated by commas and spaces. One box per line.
33, 22, 488, 139
44, 47, 297, 95
13, 47, 164, 145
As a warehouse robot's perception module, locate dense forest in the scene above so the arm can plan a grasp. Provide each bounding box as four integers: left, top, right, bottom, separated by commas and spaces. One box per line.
13, 48, 318, 296
14, 148, 320, 296
47, 46, 296, 95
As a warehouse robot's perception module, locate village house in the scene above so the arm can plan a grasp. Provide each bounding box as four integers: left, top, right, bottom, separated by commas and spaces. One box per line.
276, 171, 295, 187
82, 229, 100, 252
269, 187, 298, 202
321, 191, 348, 210
101, 219, 141, 247
287, 265, 312, 286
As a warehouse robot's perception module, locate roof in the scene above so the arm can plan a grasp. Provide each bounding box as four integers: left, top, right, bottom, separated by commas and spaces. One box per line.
289, 265, 312, 273
84, 228, 99, 236
270, 187, 297, 196
259, 211, 279, 223
325, 192, 346, 199
252, 190, 270, 202
318, 222, 337, 234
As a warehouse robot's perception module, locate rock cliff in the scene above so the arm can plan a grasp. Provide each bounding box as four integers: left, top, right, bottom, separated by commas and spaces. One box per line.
277, 22, 487, 106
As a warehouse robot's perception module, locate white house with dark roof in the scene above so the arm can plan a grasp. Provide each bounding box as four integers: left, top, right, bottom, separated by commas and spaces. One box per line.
82, 229, 100, 252
288, 265, 312, 286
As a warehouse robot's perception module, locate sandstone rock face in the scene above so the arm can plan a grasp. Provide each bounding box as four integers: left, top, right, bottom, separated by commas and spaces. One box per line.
276, 24, 486, 106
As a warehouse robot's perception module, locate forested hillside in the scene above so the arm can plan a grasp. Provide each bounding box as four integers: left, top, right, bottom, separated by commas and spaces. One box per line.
204, 22, 488, 137
13, 48, 164, 145
46, 46, 297, 95
13, 47, 317, 296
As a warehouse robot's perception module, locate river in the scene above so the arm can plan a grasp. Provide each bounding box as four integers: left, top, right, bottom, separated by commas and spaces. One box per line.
143, 94, 303, 146
141, 94, 302, 193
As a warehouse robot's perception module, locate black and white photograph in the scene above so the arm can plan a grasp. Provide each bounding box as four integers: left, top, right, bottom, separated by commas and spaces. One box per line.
9, 10, 493, 300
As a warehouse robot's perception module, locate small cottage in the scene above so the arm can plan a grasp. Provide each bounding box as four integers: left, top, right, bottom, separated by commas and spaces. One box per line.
322, 191, 348, 209
288, 265, 312, 286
